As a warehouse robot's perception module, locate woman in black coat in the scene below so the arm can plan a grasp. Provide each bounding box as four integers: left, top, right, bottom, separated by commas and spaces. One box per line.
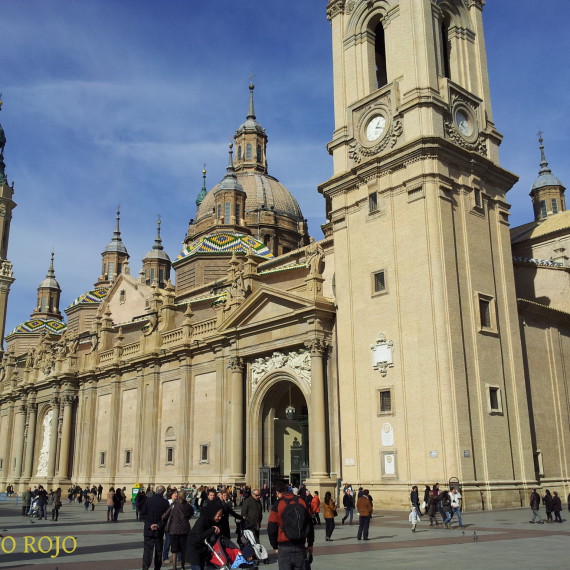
543, 490, 554, 522
162, 491, 194, 570
218, 491, 242, 539
410, 486, 420, 513
552, 491, 563, 523
186, 502, 223, 569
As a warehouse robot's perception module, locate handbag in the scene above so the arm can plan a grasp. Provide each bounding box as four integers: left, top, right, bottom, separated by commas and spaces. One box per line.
421, 500, 426, 510
332, 508, 338, 517
165, 504, 174, 533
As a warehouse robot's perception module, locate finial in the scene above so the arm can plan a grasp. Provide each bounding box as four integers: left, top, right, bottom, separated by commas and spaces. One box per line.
537, 130, 552, 175
0, 92, 3, 112
227, 141, 235, 171
196, 165, 208, 207
47, 250, 55, 278
153, 215, 164, 250
247, 77, 256, 120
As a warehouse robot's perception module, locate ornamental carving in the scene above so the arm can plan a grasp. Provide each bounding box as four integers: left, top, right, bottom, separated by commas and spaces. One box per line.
228, 356, 244, 372
305, 338, 328, 356
250, 350, 311, 389
444, 118, 487, 156
326, 0, 345, 20
35, 409, 52, 477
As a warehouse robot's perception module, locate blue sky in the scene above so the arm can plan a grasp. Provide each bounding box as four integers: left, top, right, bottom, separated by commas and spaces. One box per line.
1, 0, 569, 334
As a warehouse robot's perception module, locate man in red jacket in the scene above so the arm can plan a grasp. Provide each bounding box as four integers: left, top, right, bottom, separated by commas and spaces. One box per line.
267, 484, 314, 570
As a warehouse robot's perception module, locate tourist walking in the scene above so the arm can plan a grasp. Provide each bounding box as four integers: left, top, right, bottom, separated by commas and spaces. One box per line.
322, 491, 337, 541
552, 491, 563, 523
341, 489, 353, 525
543, 490, 554, 522
22, 487, 32, 517
409, 506, 421, 532
529, 489, 544, 523
162, 490, 193, 570
356, 489, 372, 540
440, 491, 453, 528
311, 491, 322, 526
267, 484, 314, 570
141, 485, 170, 570
410, 485, 420, 513
106, 487, 115, 522
427, 487, 439, 526
450, 487, 463, 528
51, 489, 62, 521
242, 488, 263, 542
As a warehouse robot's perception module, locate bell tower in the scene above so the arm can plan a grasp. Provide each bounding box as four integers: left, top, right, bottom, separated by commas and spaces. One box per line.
0, 99, 16, 355
321, 0, 535, 508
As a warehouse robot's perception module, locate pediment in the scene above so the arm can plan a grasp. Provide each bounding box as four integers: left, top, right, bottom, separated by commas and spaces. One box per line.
218, 285, 327, 332
105, 274, 152, 324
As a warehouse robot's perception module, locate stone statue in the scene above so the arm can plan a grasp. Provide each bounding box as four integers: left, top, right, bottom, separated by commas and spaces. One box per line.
228, 269, 246, 301
304, 237, 325, 276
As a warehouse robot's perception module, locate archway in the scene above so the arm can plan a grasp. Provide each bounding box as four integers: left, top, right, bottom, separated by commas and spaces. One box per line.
258, 378, 309, 488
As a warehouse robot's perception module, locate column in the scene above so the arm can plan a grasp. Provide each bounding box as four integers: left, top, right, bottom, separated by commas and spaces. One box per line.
23, 402, 38, 479
12, 403, 27, 479
306, 339, 328, 479
228, 357, 244, 479
47, 397, 60, 478
57, 394, 75, 480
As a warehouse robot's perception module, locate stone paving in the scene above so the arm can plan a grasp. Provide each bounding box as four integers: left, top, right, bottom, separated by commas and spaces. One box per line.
0, 498, 569, 569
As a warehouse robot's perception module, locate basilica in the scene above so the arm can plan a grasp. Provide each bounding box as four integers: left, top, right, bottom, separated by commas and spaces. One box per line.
0, 0, 568, 510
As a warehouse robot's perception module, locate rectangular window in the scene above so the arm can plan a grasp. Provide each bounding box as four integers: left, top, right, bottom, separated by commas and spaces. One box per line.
246, 144, 252, 160
225, 202, 231, 224
487, 385, 503, 414
0, 458, 3, 470
551, 199, 558, 214
372, 270, 386, 294
200, 443, 209, 464
540, 200, 547, 218
166, 446, 174, 464
474, 188, 482, 208
479, 297, 492, 329
124, 449, 132, 466
235, 203, 241, 223
108, 262, 115, 280
99, 452, 106, 467
217, 204, 222, 220
369, 192, 378, 213
379, 389, 392, 414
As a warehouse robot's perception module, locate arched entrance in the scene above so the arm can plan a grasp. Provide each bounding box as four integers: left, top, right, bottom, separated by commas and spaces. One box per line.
254, 376, 310, 488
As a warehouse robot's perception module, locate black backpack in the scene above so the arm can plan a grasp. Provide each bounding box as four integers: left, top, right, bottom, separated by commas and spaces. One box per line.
281, 496, 310, 541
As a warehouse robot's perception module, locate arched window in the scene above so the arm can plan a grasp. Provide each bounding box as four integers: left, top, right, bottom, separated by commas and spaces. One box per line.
441, 17, 451, 79
246, 143, 252, 160
257, 144, 262, 163
238, 146, 242, 161
375, 22, 387, 88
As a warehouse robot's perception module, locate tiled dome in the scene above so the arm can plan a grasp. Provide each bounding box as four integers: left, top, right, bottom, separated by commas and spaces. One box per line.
67, 287, 109, 309
174, 232, 274, 263
9, 318, 66, 336
196, 171, 304, 223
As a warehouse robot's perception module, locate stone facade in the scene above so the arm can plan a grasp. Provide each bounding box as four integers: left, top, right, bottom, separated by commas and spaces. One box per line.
0, 1, 569, 510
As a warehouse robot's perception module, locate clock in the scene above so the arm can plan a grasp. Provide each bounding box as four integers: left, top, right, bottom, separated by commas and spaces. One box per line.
454, 109, 472, 138
365, 114, 386, 142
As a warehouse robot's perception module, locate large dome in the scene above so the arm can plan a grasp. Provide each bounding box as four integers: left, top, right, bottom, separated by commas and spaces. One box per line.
196, 171, 304, 223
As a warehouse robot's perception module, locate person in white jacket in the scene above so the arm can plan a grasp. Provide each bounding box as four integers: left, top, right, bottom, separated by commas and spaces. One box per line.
409, 506, 421, 532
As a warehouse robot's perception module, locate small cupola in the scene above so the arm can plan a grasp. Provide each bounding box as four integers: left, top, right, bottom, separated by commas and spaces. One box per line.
142, 217, 171, 288
234, 82, 268, 173
530, 132, 566, 221
213, 143, 248, 231
32, 252, 62, 320
97, 208, 130, 286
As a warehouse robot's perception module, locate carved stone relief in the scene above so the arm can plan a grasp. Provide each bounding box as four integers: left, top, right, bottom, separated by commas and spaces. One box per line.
250, 349, 311, 390
35, 409, 52, 477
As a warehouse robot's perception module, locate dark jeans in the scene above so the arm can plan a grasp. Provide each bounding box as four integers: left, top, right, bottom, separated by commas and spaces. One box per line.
357, 515, 370, 539
52, 508, 59, 521
22, 505, 29, 516
342, 507, 353, 524
113, 507, 120, 521
162, 532, 171, 561
325, 517, 335, 538
278, 543, 306, 570
143, 534, 164, 570
554, 511, 562, 522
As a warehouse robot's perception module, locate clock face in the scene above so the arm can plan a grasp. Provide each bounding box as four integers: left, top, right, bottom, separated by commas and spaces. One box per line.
365, 114, 386, 141
455, 109, 472, 137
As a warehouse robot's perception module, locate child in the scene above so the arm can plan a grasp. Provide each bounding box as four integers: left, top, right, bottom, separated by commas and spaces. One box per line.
409, 506, 421, 532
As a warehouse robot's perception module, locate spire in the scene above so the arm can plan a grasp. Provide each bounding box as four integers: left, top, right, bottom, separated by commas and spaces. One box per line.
153, 216, 164, 250
196, 166, 208, 207
538, 131, 552, 176
0, 94, 7, 185
247, 80, 256, 121
104, 207, 128, 254
39, 251, 60, 290
216, 143, 244, 192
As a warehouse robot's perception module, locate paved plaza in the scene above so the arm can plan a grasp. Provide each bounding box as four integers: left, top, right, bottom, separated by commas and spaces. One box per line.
0, 498, 568, 569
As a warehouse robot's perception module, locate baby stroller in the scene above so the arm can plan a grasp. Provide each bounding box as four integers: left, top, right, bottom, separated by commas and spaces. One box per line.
237, 520, 269, 564
205, 534, 254, 569
28, 496, 39, 517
